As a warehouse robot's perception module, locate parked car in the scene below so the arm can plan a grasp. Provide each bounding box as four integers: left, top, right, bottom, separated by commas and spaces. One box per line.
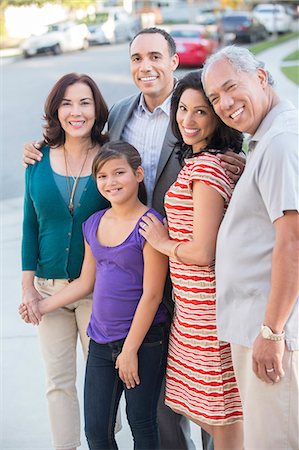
21, 21, 90, 57
286, 5, 299, 20
169, 25, 219, 67
222, 12, 269, 44
253, 4, 293, 33
88, 8, 140, 45
161, 6, 190, 24
195, 11, 222, 41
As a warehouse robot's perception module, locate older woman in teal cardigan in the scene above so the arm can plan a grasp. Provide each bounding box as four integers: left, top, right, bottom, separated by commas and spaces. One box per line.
21, 73, 110, 450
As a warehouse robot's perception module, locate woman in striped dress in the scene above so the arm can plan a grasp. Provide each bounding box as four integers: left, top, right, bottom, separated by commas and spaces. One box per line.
139, 70, 244, 449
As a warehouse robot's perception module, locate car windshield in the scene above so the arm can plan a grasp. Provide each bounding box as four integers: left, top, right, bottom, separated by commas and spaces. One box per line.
196, 14, 217, 25
170, 30, 201, 38
256, 7, 281, 13
95, 13, 109, 23
223, 16, 248, 24
47, 24, 60, 32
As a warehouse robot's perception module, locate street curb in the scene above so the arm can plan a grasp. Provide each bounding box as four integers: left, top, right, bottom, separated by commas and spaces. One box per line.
0, 48, 22, 58
0, 48, 22, 65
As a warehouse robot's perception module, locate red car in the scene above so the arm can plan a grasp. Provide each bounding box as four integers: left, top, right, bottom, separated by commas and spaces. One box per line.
169, 25, 219, 67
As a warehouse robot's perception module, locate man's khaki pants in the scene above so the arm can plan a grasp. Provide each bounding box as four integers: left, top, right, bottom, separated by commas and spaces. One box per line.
231, 343, 299, 450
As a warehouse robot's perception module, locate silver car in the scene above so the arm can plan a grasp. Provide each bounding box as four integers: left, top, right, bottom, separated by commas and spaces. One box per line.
253, 4, 293, 33
21, 21, 90, 57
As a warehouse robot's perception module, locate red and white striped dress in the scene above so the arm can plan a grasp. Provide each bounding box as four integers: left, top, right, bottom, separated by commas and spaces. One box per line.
164, 152, 243, 425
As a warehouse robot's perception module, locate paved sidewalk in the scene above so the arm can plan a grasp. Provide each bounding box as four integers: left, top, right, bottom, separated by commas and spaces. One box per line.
1, 40, 298, 450
257, 38, 298, 108
0, 48, 22, 67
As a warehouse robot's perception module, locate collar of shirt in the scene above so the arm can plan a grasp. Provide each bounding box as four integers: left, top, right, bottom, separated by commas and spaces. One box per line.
249, 100, 295, 152
137, 93, 171, 118
248, 139, 257, 153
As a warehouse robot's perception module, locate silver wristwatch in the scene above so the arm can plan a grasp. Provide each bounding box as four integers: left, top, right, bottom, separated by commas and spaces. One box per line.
260, 325, 285, 341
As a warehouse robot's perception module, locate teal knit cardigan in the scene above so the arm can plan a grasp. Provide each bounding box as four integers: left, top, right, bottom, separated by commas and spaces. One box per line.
22, 146, 109, 279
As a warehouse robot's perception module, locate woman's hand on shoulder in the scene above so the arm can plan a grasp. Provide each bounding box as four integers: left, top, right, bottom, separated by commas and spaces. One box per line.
218, 151, 246, 182
115, 349, 140, 389
139, 213, 169, 254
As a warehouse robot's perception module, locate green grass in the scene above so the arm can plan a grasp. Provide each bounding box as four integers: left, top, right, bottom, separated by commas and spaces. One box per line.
281, 65, 299, 85
283, 49, 299, 61
249, 31, 299, 55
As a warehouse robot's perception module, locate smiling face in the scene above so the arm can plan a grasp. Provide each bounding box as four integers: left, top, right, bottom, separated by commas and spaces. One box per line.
58, 82, 96, 140
95, 156, 144, 205
130, 33, 179, 111
203, 58, 269, 135
176, 88, 218, 153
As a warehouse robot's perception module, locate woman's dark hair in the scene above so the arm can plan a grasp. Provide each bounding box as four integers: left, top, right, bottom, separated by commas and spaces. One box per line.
92, 140, 147, 205
43, 73, 109, 147
171, 70, 243, 164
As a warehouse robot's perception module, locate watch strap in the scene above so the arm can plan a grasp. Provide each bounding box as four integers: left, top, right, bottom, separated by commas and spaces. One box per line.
260, 324, 285, 341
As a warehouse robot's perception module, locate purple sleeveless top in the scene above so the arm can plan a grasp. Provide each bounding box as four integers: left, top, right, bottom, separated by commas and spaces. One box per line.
83, 208, 167, 344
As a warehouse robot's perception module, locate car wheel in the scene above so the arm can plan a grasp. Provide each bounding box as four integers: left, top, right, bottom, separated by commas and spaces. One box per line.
249, 33, 257, 43
52, 43, 62, 55
262, 31, 268, 41
82, 38, 89, 51
109, 33, 116, 44
23, 51, 30, 58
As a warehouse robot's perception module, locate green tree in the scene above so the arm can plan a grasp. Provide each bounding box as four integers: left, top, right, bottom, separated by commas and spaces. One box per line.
1, 0, 96, 10
0, 0, 96, 41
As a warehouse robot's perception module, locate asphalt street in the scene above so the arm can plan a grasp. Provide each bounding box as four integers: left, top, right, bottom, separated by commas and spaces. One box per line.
1, 38, 298, 449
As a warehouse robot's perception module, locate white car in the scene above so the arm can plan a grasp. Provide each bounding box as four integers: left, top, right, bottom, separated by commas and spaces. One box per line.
253, 4, 293, 33
88, 8, 140, 45
21, 21, 90, 57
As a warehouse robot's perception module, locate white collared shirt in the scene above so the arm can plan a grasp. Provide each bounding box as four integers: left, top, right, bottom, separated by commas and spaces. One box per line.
121, 94, 171, 206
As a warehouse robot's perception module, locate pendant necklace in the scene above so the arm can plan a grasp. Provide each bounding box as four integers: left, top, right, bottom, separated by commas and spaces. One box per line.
63, 145, 89, 215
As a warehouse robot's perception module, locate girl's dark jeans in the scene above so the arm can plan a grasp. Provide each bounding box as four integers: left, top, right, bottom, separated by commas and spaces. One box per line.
84, 324, 168, 450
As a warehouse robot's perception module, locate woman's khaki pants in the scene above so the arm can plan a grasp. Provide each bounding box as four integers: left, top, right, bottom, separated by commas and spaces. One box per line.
35, 277, 92, 449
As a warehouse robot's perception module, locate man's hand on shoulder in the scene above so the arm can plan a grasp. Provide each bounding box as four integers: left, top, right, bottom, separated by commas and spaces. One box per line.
218, 151, 246, 183
23, 141, 44, 168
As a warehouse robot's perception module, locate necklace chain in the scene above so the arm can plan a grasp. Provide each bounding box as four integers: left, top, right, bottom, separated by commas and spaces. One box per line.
63, 145, 89, 215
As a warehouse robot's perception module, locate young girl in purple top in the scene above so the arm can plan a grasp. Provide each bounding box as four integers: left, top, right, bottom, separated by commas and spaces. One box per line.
20, 141, 169, 450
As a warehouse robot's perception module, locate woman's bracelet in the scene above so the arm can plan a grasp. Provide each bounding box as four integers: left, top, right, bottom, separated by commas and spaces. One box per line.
173, 242, 184, 263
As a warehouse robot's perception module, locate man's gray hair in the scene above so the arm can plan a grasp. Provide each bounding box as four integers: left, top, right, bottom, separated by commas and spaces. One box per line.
202, 45, 274, 88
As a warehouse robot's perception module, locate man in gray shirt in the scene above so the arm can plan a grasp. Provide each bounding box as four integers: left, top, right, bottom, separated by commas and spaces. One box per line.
202, 46, 298, 449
